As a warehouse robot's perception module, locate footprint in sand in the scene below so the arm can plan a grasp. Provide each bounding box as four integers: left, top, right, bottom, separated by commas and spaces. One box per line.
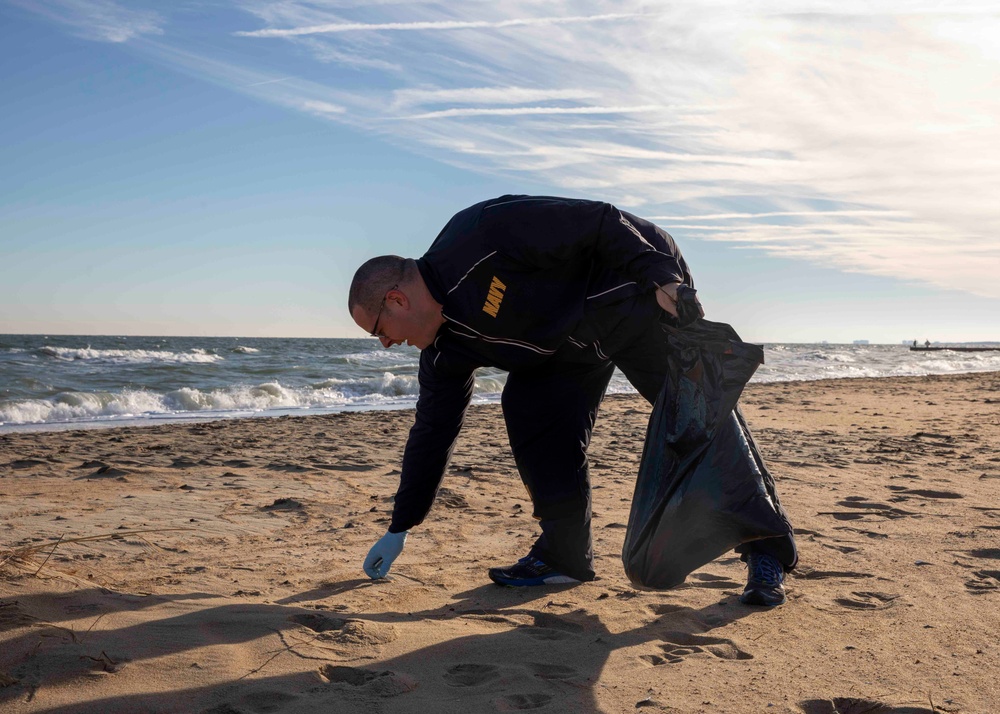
680, 572, 742, 590
834, 526, 889, 540
320, 665, 384, 686
75, 465, 130, 480
963, 548, 1000, 560
822, 506, 919, 520
459, 612, 524, 627
898, 489, 964, 499
529, 663, 578, 680
532, 612, 584, 632
7, 459, 48, 469
517, 613, 584, 642
222, 459, 254, 468
311, 462, 377, 472
262, 498, 305, 512
307, 618, 397, 648
318, 665, 416, 697
793, 528, 825, 537
799, 696, 934, 713
824, 498, 920, 519
495, 693, 553, 711
791, 568, 875, 581
833, 591, 900, 610
817, 511, 869, 522
644, 632, 753, 664
265, 462, 312, 473
287, 613, 345, 632
520, 627, 574, 641
964, 570, 1000, 594
443, 663, 501, 687
435, 487, 470, 509
649, 603, 689, 616
965, 570, 1000, 595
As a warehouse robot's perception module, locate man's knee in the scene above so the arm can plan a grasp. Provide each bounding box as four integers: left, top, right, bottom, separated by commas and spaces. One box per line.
527, 492, 590, 521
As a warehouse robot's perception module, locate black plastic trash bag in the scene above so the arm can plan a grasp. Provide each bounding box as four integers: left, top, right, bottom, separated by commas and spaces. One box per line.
622, 317, 794, 590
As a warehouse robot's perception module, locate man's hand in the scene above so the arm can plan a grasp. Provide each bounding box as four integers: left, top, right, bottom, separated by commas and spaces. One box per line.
655, 282, 681, 317
363, 530, 408, 579
656, 282, 705, 326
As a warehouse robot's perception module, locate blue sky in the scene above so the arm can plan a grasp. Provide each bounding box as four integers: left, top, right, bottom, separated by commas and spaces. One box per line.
2, 1, 998, 343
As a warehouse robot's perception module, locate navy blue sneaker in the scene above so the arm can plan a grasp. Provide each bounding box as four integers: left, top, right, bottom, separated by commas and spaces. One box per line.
488, 556, 581, 587
739, 552, 786, 606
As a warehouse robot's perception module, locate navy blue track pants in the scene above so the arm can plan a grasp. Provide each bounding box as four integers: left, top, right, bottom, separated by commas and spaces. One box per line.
500, 311, 798, 582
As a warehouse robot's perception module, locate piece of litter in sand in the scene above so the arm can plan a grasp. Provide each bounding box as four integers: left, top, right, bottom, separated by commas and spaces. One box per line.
263, 498, 303, 510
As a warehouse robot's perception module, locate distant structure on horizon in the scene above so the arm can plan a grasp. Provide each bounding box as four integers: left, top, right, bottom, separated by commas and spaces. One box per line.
853, 340, 870, 345
909, 342, 1000, 352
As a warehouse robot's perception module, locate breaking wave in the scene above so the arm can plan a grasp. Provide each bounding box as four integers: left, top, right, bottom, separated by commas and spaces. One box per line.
37, 346, 224, 364
0, 370, 508, 426
4, 335, 999, 431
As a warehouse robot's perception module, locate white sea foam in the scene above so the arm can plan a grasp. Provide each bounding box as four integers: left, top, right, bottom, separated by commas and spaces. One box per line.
810, 351, 856, 363
4, 337, 1000, 431
315, 371, 422, 398
0, 389, 167, 425
752, 344, 1000, 383
166, 384, 316, 412
342, 349, 420, 366
38, 346, 224, 364
0, 377, 421, 426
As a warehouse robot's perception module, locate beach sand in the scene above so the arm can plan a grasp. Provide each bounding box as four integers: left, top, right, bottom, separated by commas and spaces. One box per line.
2, 372, 998, 714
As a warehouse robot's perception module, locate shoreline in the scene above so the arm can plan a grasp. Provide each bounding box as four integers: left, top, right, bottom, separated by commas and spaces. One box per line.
2, 370, 999, 712
4, 369, 1000, 436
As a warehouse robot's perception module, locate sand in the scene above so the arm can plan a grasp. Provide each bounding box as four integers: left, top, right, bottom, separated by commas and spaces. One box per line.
1, 372, 998, 714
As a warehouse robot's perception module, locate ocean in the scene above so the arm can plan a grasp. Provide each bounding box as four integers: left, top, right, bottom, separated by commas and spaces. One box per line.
2, 334, 999, 433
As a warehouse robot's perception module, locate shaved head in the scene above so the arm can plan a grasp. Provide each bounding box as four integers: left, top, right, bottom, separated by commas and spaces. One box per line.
348, 255, 407, 314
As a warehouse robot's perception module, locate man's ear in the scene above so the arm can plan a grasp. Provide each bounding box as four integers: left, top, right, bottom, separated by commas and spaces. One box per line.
387, 288, 409, 310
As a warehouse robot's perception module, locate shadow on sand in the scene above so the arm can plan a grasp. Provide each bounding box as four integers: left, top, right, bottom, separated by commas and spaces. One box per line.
2, 578, 763, 714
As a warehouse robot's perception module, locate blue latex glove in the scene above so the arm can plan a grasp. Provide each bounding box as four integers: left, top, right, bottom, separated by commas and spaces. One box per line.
363, 530, 408, 579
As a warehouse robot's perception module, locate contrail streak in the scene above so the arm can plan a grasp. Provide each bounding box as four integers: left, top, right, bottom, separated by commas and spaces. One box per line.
236, 13, 648, 38
404, 105, 662, 120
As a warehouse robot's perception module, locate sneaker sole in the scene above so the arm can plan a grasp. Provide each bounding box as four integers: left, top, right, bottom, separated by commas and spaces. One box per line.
488, 571, 580, 587
739, 588, 786, 607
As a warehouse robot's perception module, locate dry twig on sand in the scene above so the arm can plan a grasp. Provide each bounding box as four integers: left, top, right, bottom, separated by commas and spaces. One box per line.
0, 528, 194, 575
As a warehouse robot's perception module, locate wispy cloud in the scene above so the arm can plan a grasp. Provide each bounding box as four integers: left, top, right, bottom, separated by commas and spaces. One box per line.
11, 0, 163, 43
391, 87, 601, 110
652, 210, 910, 221
300, 99, 347, 117
681, 220, 999, 299
244, 77, 294, 88
137, 41, 361, 121
22, 1, 1000, 299
235, 13, 649, 38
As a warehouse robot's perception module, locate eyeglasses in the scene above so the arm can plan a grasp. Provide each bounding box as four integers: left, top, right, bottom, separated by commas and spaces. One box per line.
369, 284, 397, 337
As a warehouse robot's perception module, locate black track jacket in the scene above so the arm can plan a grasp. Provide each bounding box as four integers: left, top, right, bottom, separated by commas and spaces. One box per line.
388, 195, 694, 533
